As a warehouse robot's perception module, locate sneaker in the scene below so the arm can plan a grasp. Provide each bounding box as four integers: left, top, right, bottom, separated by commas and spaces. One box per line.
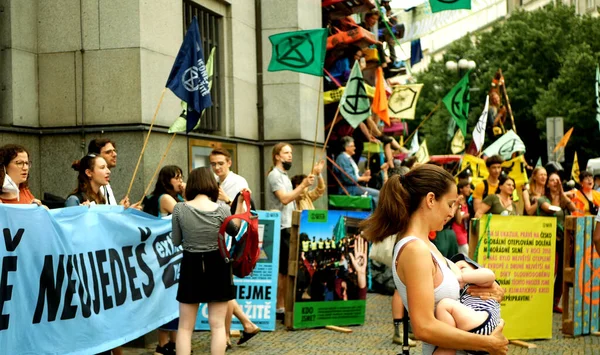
392, 334, 417, 347
155, 341, 175, 355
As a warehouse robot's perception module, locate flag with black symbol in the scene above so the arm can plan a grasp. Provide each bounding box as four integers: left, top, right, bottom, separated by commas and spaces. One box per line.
388, 84, 423, 120
572, 152, 580, 183
451, 129, 465, 154
339, 61, 371, 128
443, 72, 470, 137
166, 17, 212, 133
267, 29, 328, 76
169, 47, 215, 133
415, 139, 430, 163
472, 95, 489, 153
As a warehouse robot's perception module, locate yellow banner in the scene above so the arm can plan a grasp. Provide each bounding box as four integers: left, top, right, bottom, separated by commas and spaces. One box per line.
460, 154, 529, 187
475, 215, 555, 340
323, 85, 375, 105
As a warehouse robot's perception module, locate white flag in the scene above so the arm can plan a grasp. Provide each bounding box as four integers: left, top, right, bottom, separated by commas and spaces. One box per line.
472, 95, 489, 153
409, 129, 420, 156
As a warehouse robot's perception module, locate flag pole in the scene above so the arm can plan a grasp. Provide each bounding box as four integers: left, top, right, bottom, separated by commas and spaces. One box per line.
312, 77, 324, 170
126, 87, 167, 199
499, 69, 516, 134
321, 103, 342, 156
401, 101, 441, 148
137, 132, 178, 206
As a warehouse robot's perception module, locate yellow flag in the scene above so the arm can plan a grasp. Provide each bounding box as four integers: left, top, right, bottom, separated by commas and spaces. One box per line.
572, 152, 580, 183
451, 129, 465, 154
415, 139, 430, 164
460, 154, 529, 187
323, 84, 375, 105
552, 127, 574, 153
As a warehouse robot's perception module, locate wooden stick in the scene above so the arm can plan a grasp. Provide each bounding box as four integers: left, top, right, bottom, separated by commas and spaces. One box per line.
137, 132, 177, 206
312, 77, 324, 170
126, 87, 167, 198
400, 101, 441, 148
321, 104, 342, 156
325, 325, 353, 333
499, 69, 517, 133
327, 165, 351, 196
509, 340, 537, 348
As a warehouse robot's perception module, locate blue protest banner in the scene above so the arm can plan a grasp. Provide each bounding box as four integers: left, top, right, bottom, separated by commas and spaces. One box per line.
194, 210, 281, 331
0, 204, 180, 355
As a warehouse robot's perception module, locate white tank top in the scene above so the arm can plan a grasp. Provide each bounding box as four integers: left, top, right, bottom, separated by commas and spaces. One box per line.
392, 236, 465, 355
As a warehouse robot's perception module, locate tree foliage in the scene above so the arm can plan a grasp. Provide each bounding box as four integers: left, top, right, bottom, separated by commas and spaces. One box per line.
410, 4, 600, 171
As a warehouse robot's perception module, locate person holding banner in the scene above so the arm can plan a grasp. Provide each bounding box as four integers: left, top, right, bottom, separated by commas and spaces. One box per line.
0, 144, 42, 205
475, 176, 519, 218
141, 165, 185, 355
88, 138, 129, 207
537, 172, 577, 313
360, 165, 508, 355
171, 167, 246, 355
65, 154, 111, 206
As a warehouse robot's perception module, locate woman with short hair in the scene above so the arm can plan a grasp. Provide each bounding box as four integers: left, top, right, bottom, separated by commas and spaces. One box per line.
173, 167, 246, 355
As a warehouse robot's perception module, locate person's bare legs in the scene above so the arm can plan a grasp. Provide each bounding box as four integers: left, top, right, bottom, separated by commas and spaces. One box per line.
384, 143, 395, 167
225, 301, 234, 345
392, 290, 416, 346
392, 289, 404, 319
277, 274, 287, 310
176, 303, 199, 355
207, 302, 229, 354
158, 330, 170, 348
232, 300, 258, 332
433, 298, 489, 355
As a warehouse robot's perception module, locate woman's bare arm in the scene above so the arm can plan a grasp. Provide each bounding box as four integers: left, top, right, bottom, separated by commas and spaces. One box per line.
398, 242, 508, 354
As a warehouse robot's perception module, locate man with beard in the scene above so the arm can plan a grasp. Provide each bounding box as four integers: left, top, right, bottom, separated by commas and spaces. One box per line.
266, 143, 315, 319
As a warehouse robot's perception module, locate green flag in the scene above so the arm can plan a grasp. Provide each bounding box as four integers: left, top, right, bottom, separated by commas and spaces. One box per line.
340, 61, 371, 128
267, 29, 327, 76
429, 0, 471, 13
536, 157, 542, 167
595, 64, 600, 132
333, 216, 345, 244
169, 48, 215, 133
443, 71, 471, 137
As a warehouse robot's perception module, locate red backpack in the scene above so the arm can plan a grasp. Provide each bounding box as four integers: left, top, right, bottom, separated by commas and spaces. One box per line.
217, 190, 260, 278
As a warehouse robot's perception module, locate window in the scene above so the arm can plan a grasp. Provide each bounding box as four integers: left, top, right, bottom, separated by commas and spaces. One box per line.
188, 138, 237, 172
183, 1, 222, 132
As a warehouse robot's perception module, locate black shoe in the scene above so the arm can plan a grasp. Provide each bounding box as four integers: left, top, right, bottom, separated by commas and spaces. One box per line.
155, 341, 175, 355
238, 327, 261, 345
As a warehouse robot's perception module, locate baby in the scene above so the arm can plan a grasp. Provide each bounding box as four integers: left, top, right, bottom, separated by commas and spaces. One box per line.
434, 258, 501, 355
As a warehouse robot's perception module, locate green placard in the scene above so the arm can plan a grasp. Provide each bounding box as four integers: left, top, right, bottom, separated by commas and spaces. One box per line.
307, 210, 328, 223
293, 301, 366, 329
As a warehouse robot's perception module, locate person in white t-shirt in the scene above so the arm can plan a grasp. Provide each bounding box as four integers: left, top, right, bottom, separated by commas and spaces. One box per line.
209, 148, 260, 348
88, 138, 130, 208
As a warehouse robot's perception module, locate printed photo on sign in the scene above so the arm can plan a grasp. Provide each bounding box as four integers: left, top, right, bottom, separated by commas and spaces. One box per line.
292, 210, 369, 329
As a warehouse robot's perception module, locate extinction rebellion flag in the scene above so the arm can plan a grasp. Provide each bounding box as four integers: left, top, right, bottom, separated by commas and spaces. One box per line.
429, 0, 471, 13
268, 29, 328, 76
339, 61, 371, 128
166, 17, 212, 132
443, 71, 471, 137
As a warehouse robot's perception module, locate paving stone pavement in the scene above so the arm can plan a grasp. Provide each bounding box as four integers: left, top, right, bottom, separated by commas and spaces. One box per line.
123, 293, 599, 354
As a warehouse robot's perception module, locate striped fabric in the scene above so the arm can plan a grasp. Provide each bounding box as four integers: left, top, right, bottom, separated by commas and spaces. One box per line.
460, 286, 501, 335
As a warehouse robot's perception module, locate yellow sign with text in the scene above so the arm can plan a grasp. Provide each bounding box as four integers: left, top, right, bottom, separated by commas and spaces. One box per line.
475, 215, 556, 340
460, 154, 529, 187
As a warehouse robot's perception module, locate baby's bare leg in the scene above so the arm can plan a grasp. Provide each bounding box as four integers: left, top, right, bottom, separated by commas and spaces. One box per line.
436, 298, 489, 332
